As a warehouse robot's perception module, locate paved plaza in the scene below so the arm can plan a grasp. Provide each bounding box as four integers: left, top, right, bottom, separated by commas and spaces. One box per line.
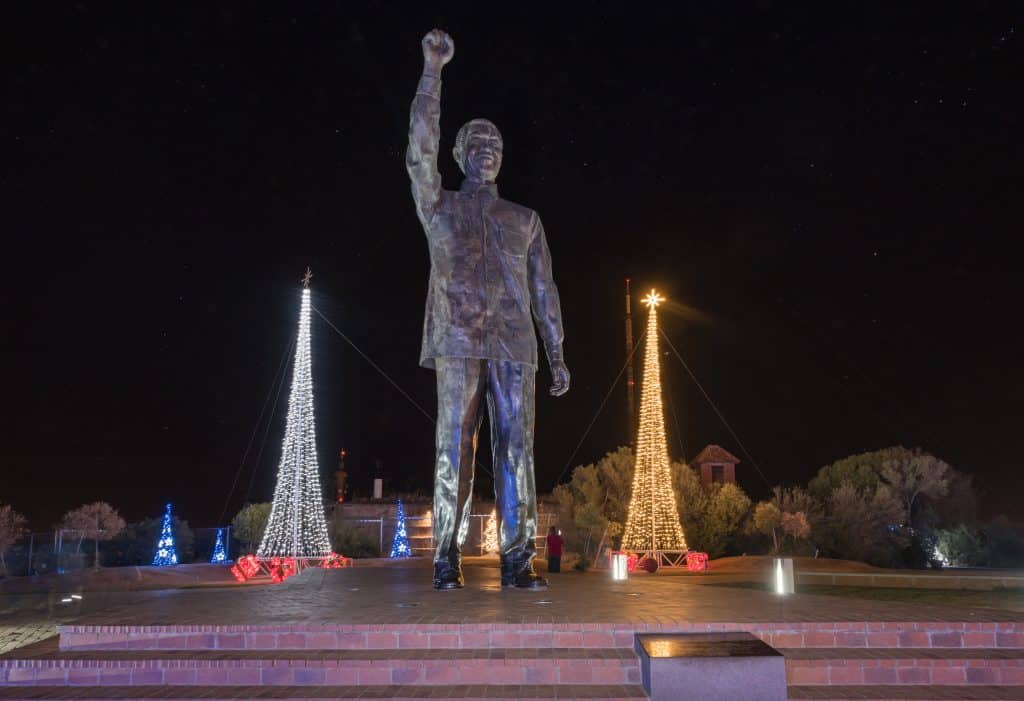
2, 561, 1023, 699
2, 559, 1020, 655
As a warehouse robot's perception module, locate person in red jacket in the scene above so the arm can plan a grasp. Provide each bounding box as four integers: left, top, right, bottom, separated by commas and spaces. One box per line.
546, 526, 564, 574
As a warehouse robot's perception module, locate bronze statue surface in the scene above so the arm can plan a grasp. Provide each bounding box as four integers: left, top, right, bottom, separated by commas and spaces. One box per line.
406, 29, 570, 590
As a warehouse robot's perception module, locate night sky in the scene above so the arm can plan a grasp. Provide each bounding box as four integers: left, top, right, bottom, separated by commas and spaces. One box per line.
5, 3, 1021, 530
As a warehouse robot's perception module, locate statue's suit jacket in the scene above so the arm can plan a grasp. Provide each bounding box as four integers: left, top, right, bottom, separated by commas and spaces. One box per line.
406, 75, 564, 370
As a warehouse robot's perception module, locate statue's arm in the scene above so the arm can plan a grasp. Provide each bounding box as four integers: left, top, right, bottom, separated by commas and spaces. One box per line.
405, 30, 453, 227
527, 214, 570, 396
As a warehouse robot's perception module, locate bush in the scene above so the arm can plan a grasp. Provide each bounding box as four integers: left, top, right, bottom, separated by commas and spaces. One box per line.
562, 552, 586, 571
230, 503, 271, 555
982, 517, 1024, 568
330, 521, 380, 558
936, 524, 987, 567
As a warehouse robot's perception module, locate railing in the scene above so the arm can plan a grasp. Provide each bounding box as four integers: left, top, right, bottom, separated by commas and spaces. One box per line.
333, 511, 556, 558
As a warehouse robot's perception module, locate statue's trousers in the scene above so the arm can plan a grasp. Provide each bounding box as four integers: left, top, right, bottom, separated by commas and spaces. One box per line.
432, 357, 538, 565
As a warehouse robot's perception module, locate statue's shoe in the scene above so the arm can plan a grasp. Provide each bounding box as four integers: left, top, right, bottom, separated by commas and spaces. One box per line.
513, 569, 548, 589
432, 562, 464, 590
500, 557, 548, 589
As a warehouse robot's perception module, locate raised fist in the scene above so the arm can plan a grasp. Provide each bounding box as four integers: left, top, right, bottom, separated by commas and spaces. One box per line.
422, 29, 454, 73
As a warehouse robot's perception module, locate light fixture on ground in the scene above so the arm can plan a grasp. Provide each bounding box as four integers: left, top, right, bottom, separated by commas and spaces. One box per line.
611, 551, 630, 580
773, 557, 795, 594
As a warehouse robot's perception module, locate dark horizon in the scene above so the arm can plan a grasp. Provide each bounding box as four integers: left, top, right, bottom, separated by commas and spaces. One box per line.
4, 3, 1021, 530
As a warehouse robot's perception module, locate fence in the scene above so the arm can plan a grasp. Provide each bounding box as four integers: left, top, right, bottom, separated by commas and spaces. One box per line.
0, 526, 234, 577
334, 511, 555, 558
0, 512, 559, 578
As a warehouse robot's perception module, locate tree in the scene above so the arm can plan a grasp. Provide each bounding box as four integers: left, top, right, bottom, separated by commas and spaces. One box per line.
934, 469, 980, 527
772, 486, 824, 536
482, 509, 499, 554
621, 293, 686, 552
809, 446, 954, 528
231, 503, 271, 554
60, 502, 126, 569
0, 505, 28, 577
701, 483, 752, 558
821, 482, 906, 565
389, 500, 412, 558
781, 511, 811, 540
152, 503, 179, 566
671, 462, 709, 552
258, 278, 332, 558
753, 502, 782, 553
808, 447, 909, 498
879, 451, 951, 526
210, 529, 228, 563
936, 524, 987, 567
553, 447, 636, 563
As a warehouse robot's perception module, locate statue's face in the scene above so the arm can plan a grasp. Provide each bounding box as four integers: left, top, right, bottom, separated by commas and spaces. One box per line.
462, 124, 503, 182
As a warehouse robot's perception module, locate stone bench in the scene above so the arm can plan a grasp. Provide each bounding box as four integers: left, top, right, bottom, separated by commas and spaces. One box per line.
635, 632, 787, 701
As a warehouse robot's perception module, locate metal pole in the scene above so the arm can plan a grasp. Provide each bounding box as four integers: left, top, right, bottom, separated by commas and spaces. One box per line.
624, 278, 636, 444
26, 533, 34, 576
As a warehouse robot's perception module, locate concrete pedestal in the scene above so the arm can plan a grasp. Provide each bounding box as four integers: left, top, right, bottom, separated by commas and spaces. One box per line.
635, 632, 786, 701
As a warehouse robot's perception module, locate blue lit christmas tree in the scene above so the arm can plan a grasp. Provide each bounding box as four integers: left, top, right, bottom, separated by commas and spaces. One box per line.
389, 500, 412, 558
152, 503, 179, 566
210, 528, 227, 563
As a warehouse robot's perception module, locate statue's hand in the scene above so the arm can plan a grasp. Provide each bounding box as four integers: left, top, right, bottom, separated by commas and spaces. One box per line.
549, 360, 570, 397
421, 29, 454, 75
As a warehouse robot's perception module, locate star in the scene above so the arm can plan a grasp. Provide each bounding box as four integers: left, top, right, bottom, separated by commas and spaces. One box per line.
642, 290, 665, 308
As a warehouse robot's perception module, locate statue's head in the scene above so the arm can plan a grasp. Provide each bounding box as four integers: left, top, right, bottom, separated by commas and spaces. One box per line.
454, 118, 503, 182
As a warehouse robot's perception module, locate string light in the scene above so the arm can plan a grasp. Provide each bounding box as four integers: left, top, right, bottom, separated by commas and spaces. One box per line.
257, 274, 333, 559
210, 528, 227, 563
390, 500, 412, 558
685, 551, 708, 571
231, 554, 260, 582
482, 509, 499, 554
152, 503, 179, 566
622, 290, 687, 552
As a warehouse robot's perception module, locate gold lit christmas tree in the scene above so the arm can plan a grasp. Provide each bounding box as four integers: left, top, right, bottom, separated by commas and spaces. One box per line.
482, 509, 499, 554
621, 291, 687, 554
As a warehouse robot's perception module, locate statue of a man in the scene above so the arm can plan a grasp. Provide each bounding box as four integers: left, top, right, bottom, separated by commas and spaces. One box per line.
407, 29, 570, 590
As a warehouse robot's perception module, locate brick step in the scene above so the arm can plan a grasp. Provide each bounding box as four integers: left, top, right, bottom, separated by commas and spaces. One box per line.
0, 684, 649, 700
57, 622, 1024, 652
56, 624, 639, 651
788, 685, 1024, 699
782, 647, 1024, 686
0, 642, 640, 686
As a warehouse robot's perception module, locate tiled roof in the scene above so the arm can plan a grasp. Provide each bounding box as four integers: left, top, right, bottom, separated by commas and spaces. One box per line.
692, 444, 741, 465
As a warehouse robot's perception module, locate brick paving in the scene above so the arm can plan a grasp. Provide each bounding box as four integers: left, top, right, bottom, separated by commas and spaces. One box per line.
3, 561, 1024, 700
30, 560, 1024, 630
0, 590, 168, 656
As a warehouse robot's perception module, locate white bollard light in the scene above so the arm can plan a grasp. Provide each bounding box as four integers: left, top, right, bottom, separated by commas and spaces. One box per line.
373, 478, 383, 500
773, 557, 795, 595
612, 552, 629, 580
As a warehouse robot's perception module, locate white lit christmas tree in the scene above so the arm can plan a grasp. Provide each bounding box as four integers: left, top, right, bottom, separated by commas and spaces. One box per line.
621, 291, 687, 553
482, 509, 499, 554
257, 269, 333, 559
389, 500, 412, 558
152, 503, 179, 566
210, 528, 227, 563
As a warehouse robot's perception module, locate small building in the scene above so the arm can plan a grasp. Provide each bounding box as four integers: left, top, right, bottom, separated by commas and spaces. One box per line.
693, 444, 740, 488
